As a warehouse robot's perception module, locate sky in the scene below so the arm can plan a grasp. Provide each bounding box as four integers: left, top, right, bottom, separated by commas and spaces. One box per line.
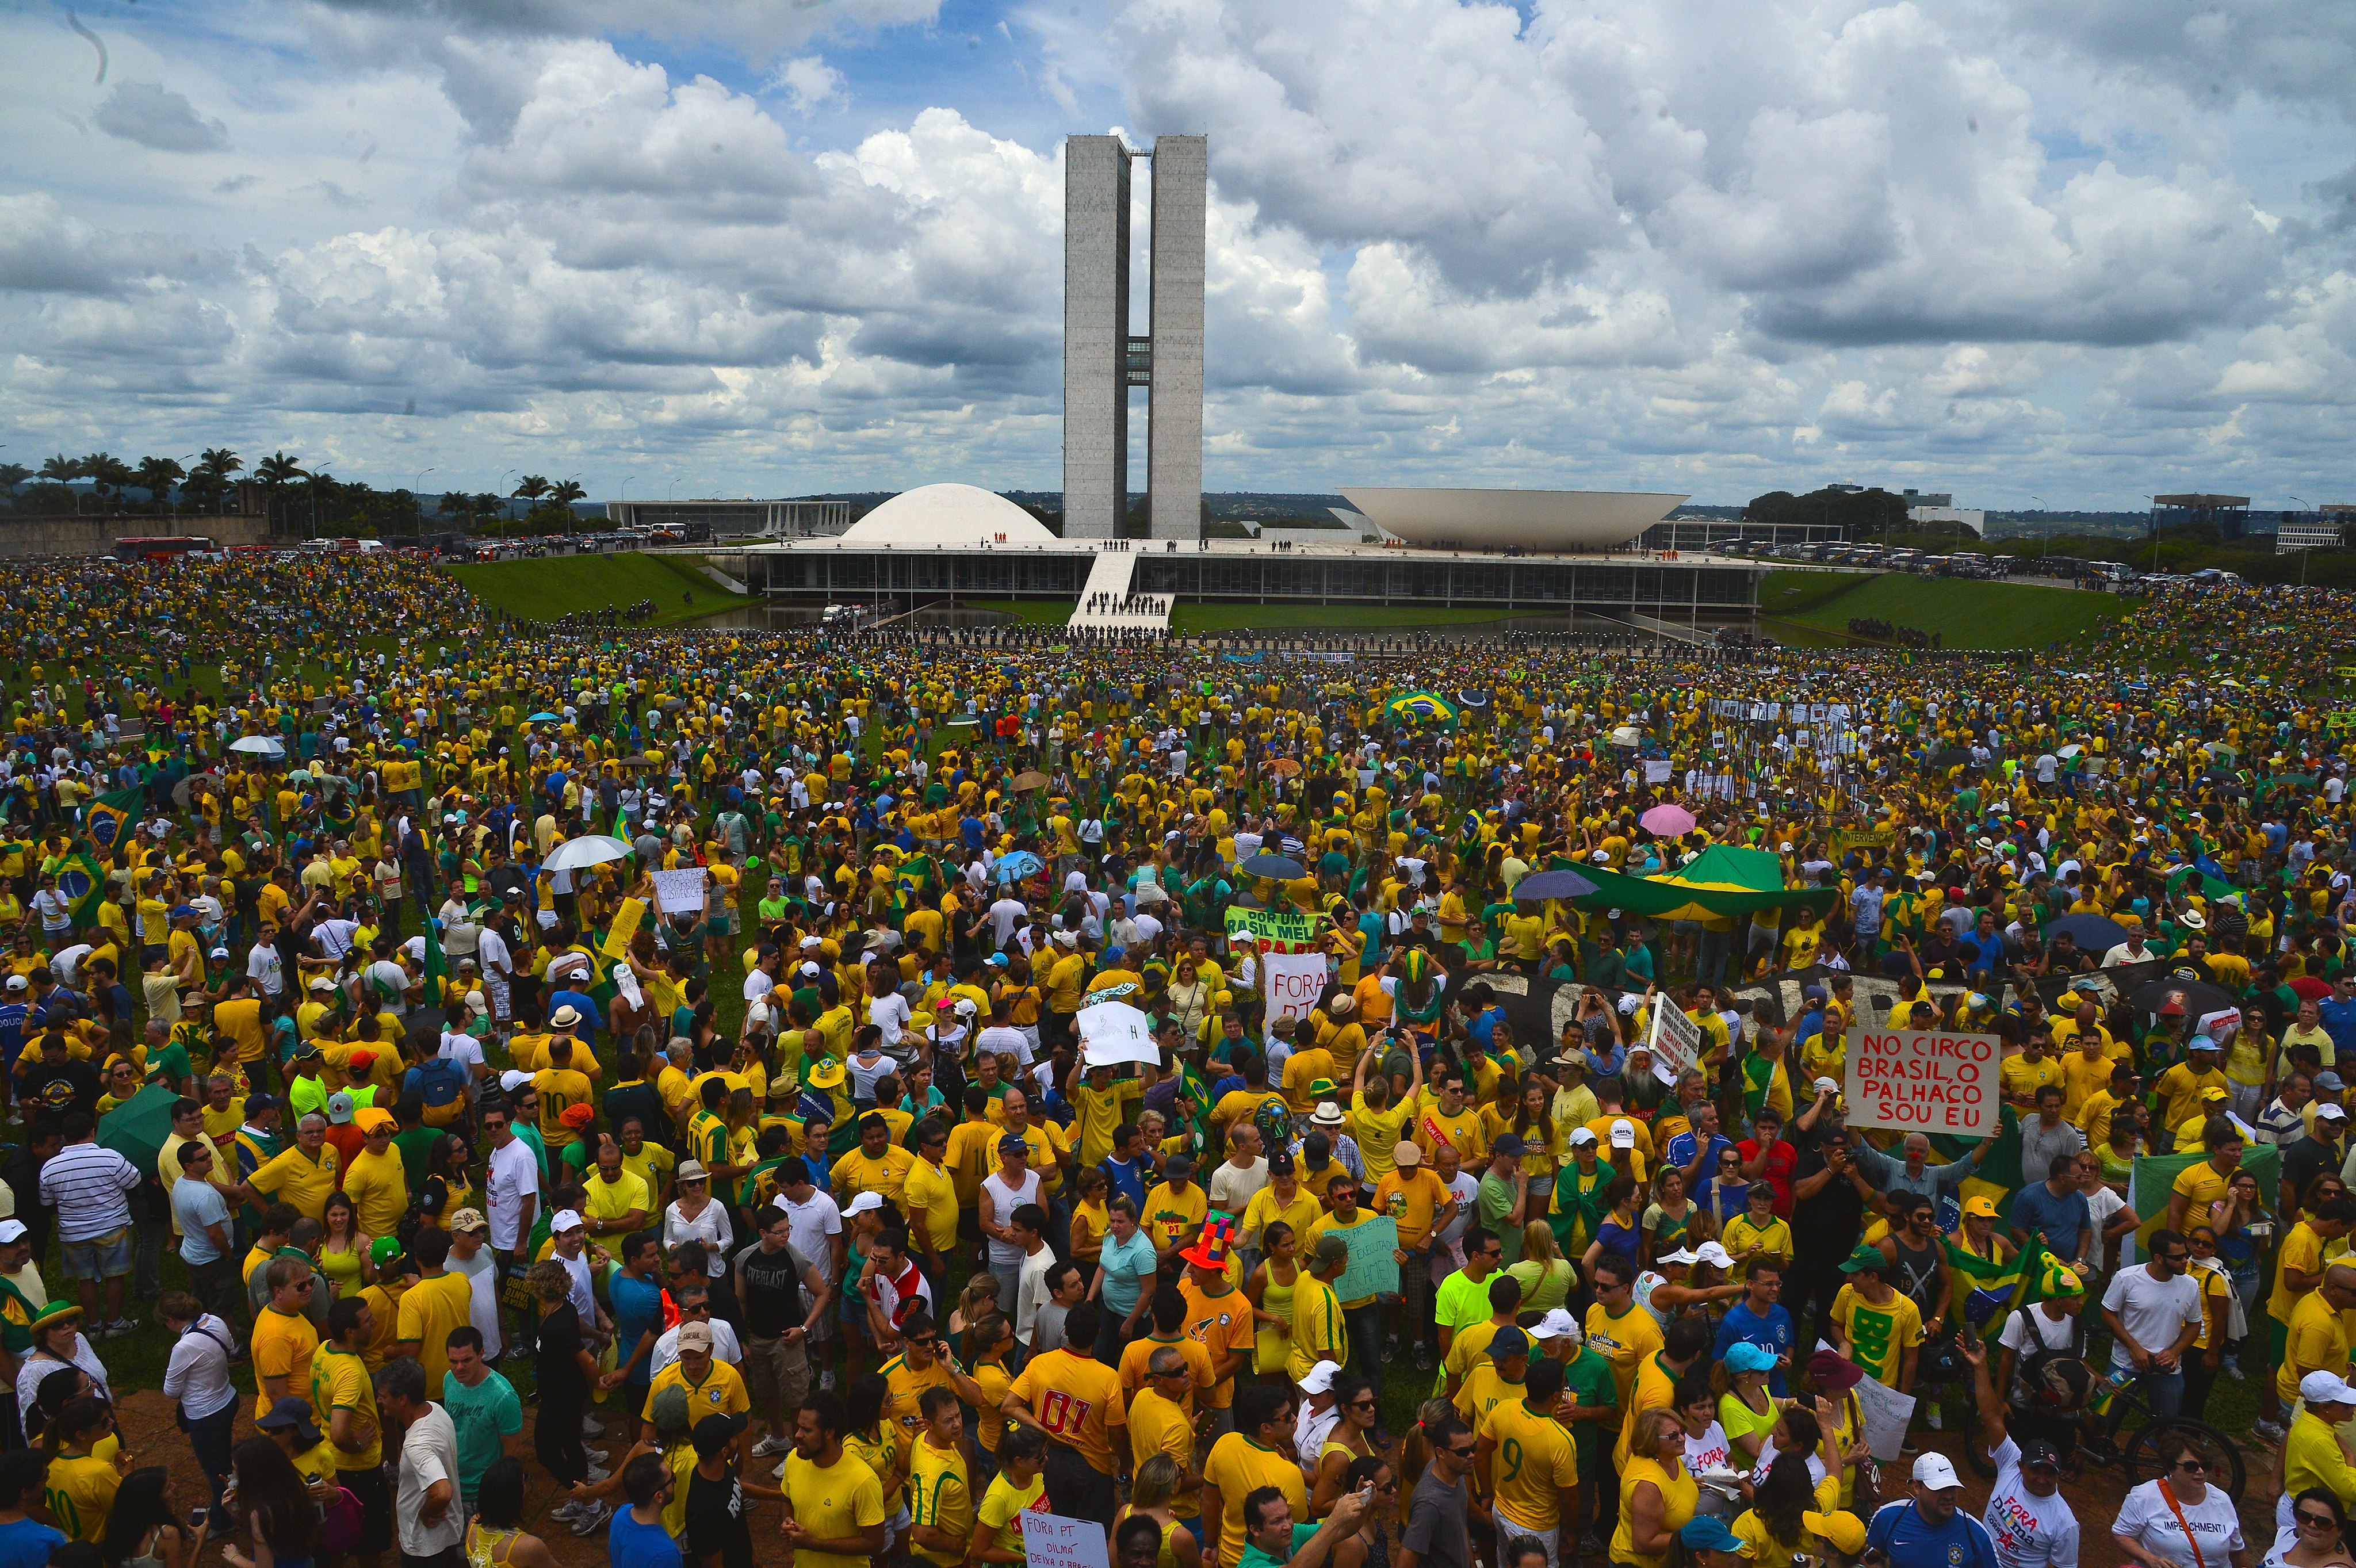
1, 0, 2353, 509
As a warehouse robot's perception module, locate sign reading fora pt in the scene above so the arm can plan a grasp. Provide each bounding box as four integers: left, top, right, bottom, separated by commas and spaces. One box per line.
1843, 1030, 1998, 1138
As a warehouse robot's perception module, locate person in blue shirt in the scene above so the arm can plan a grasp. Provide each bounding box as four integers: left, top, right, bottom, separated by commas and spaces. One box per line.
2320, 977, 2356, 1066
2005, 1162, 2094, 1279
1866, 1452, 1999, 1568
1712, 1272, 1795, 1396
0, 1448, 64, 1568
607, 1452, 686, 1568
608, 1232, 669, 1403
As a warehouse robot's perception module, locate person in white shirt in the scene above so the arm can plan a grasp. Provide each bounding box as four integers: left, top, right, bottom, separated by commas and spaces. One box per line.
376, 1359, 468, 1565
2099, 1234, 2204, 1402
649, 1283, 744, 1378
159, 1288, 239, 1523
1961, 1328, 2080, 1568
482, 1108, 541, 1262
246, 932, 284, 999
2114, 1440, 2243, 1568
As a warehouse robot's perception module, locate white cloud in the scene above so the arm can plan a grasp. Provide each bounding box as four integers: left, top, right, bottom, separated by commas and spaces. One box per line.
772, 56, 845, 116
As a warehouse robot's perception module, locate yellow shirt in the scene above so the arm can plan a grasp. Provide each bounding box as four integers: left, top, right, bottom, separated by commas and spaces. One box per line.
906, 1438, 973, 1568
1583, 1301, 1663, 1412
2281, 1287, 2354, 1401
341, 1146, 408, 1240
251, 1306, 320, 1419
309, 1345, 383, 1470
1480, 1397, 1579, 1532
781, 1450, 886, 1568
1349, 1093, 1414, 1181
1370, 1166, 1451, 1249
1202, 1434, 1305, 1568
1998, 1053, 2066, 1106
1453, 1364, 1525, 1429
2271, 1220, 2331, 1324
1414, 1103, 1487, 1164
43, 1453, 120, 1544
1143, 1180, 1208, 1253
249, 1143, 342, 1221
900, 1156, 960, 1257
1829, 1284, 1924, 1387
644, 1357, 752, 1424
1238, 1184, 1323, 1253
584, 1169, 653, 1230
1611, 1456, 1697, 1568
1008, 1348, 1127, 1475
1288, 1273, 1345, 1383
1126, 1387, 1203, 1519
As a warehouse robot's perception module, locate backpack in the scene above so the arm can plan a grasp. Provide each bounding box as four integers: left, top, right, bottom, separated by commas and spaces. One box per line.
411, 1055, 468, 1127
2006, 1305, 2094, 1414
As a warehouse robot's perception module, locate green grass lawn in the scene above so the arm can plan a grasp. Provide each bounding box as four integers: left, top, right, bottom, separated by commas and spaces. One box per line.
447, 552, 759, 626
1169, 603, 1533, 633
1759, 569, 2135, 651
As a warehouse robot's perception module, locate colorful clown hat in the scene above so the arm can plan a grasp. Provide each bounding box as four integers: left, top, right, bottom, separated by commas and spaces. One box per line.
1179, 1213, 1239, 1271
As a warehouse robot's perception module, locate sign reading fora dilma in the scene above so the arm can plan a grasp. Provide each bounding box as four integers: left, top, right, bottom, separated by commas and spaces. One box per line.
1843, 1030, 1999, 1137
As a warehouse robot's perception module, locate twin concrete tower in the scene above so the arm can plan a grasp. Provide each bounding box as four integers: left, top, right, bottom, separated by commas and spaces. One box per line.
1062, 134, 1205, 541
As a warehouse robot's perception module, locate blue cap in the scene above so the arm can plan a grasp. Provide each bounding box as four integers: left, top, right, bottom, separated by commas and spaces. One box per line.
1103, 946, 1126, 964
1489, 1326, 1529, 1360
1724, 1341, 1777, 1374
1680, 1517, 1746, 1554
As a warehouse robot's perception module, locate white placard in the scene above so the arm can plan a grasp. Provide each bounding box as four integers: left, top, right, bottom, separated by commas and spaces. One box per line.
1023, 1513, 1111, 1568
1262, 951, 1329, 1024
1843, 1027, 2000, 1138
1850, 1371, 1918, 1462
1077, 1000, 1158, 1066
652, 868, 707, 913
1648, 999, 1705, 1085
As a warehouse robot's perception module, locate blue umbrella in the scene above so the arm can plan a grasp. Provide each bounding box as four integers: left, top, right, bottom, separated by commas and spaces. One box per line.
994, 851, 1043, 883
1512, 869, 1600, 901
2046, 912, 2129, 954
1241, 852, 1305, 879
527, 712, 560, 722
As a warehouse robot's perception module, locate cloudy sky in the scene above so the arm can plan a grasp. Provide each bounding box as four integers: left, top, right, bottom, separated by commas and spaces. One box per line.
2, 0, 2352, 508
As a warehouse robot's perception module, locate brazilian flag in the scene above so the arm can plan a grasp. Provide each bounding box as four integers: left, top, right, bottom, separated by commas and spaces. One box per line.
1947, 1232, 2052, 1342
60, 848, 108, 930
82, 785, 144, 858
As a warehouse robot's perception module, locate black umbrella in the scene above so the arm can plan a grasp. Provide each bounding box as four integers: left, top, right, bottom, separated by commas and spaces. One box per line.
2045, 912, 2129, 954
1513, 869, 1600, 901
2126, 973, 2238, 1020
1240, 852, 1305, 879
1929, 747, 1973, 768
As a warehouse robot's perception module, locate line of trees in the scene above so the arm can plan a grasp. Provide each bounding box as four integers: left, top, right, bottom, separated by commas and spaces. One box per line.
0, 452, 590, 538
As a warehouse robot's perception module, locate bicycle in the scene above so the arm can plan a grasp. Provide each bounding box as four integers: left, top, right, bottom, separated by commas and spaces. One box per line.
1956, 1349, 2246, 1502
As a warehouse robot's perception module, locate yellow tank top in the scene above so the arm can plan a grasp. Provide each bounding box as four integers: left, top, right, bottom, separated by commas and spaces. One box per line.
1611, 1456, 1697, 1568
465, 1524, 518, 1568
317, 1238, 364, 1288
1255, 1266, 1297, 1376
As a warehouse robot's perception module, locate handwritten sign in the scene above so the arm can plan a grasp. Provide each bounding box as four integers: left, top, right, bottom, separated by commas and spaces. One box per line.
1332, 1215, 1402, 1303
1850, 1371, 1918, 1462
1844, 1028, 1999, 1137
1262, 951, 1328, 1024
1830, 826, 1895, 858
1077, 1000, 1158, 1067
1022, 1512, 1111, 1568
1648, 999, 1704, 1086
600, 897, 645, 962
652, 869, 707, 913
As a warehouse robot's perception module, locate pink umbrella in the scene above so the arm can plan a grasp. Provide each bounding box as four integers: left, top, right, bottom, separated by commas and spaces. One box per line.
1639, 802, 1696, 836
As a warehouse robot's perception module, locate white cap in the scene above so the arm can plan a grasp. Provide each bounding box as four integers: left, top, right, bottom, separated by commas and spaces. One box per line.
1569, 1127, 1598, 1146
2, 977, 22, 992
1658, 1246, 1700, 1265
1530, 1307, 1581, 1343
2321, 1104, 2350, 1122
1813, 1076, 1841, 1095
1911, 1453, 1962, 1490
1609, 1119, 1636, 1148
843, 1191, 884, 1217
1695, 1241, 1737, 1268
499, 1069, 532, 1092
1298, 1360, 1343, 1395
2302, 1370, 2356, 1405
551, 1210, 584, 1233
0, 1221, 26, 1245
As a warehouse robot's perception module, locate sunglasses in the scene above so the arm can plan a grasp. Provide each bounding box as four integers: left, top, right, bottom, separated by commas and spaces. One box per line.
2300, 1515, 2339, 1530
2172, 1459, 2205, 1474
1445, 1445, 1476, 1459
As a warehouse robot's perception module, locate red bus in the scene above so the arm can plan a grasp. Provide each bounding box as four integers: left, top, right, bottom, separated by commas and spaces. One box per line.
109, 536, 215, 562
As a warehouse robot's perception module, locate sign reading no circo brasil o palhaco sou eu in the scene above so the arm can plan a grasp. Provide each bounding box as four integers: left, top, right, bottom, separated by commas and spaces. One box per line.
1842, 1028, 1999, 1139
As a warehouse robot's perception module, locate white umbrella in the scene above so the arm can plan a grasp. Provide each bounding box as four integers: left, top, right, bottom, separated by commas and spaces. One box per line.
228, 735, 285, 757
543, 835, 634, 872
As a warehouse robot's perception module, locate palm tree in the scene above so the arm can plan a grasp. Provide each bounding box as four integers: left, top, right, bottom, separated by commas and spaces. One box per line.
195, 448, 242, 515
0, 464, 29, 499
254, 451, 304, 535
135, 456, 186, 517
36, 455, 80, 485
79, 453, 134, 513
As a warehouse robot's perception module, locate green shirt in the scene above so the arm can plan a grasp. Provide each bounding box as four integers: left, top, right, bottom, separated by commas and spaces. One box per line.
1239, 1524, 1319, 1568
439, 1367, 525, 1500
393, 1127, 445, 1199
1559, 1345, 1620, 1476
1478, 1172, 1524, 1264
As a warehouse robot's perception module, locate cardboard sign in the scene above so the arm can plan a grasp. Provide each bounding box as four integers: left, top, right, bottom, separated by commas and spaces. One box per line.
1648, 999, 1705, 1086
1850, 1370, 1918, 1462
1077, 1000, 1158, 1067
652, 868, 707, 913
1263, 951, 1328, 1024
1333, 1215, 1402, 1303
1830, 826, 1894, 858
1844, 1028, 1999, 1137
1022, 1512, 1110, 1568
600, 897, 645, 961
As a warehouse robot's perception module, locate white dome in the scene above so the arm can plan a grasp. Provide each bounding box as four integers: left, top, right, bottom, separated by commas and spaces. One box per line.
842, 484, 1056, 546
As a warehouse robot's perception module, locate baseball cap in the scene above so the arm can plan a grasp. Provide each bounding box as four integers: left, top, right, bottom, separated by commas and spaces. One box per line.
1165, 1154, 1195, 1178
692, 1412, 747, 1458
1912, 1453, 1963, 1490
1962, 1195, 2000, 1218
1806, 1511, 1868, 1555
1679, 1518, 1746, 1555
2303, 1371, 2356, 1406
1569, 1127, 1598, 1147
1609, 1119, 1636, 1148
1298, 1360, 1343, 1395
677, 1321, 716, 1353
2, 977, 22, 993
1491, 1133, 1526, 1158
1724, 1341, 1777, 1374
0, 1221, 26, 1245
369, 1236, 403, 1266
1489, 1326, 1529, 1360
449, 1207, 488, 1234
550, 1210, 584, 1233
1391, 1140, 1422, 1168
1530, 1309, 1580, 1343
1267, 1151, 1295, 1175
844, 1192, 885, 1217
499, 1069, 532, 1093
326, 1092, 355, 1125
2016, 1439, 2063, 1472
2320, 1104, 2350, 1122
257, 1397, 322, 1447
1807, 1349, 1863, 1391
1313, 1233, 1350, 1267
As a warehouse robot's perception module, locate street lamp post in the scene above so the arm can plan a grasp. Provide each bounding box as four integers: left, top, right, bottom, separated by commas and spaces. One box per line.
563, 474, 582, 541
2028, 495, 2045, 566
2144, 496, 2160, 572
414, 466, 436, 538
2290, 495, 2311, 587
496, 469, 515, 541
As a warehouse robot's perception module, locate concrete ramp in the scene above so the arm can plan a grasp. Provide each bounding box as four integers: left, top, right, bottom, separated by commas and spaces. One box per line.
1066, 549, 1171, 632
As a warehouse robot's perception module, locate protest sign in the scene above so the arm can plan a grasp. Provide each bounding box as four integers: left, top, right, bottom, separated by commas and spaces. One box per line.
1844, 1028, 1999, 1137
1648, 999, 1704, 1086
652, 868, 707, 913
1022, 1512, 1111, 1568
601, 897, 646, 961
1332, 1216, 1402, 1303
1830, 826, 1895, 858
1077, 1001, 1158, 1067
1850, 1372, 1918, 1462
1263, 951, 1328, 1024
1226, 905, 1324, 947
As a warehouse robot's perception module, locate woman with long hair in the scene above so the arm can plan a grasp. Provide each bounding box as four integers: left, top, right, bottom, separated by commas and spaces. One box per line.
41, 1398, 120, 1545
101, 1468, 200, 1568
1247, 1221, 1300, 1378
1333, 1455, 1394, 1568
1311, 1375, 1383, 1516
217, 1437, 316, 1568
1615, 1408, 1699, 1568
1729, 1451, 1825, 1566
842, 1372, 910, 1557
950, 1273, 1001, 1347
1110, 1454, 1201, 1568
1643, 1167, 1696, 1264
1709, 1344, 1779, 1464
1582, 1175, 1643, 1281
314, 1191, 372, 1295
1509, 1079, 1561, 1187
1506, 1222, 1575, 1317
462, 1458, 558, 1568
